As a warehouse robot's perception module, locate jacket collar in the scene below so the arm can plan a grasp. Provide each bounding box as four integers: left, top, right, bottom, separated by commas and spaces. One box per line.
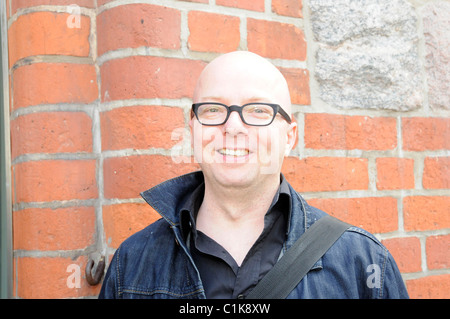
140, 171, 205, 227
141, 171, 309, 242
140, 170, 323, 269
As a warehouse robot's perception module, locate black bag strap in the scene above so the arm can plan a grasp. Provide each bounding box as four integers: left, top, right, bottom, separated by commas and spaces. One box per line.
246, 215, 351, 299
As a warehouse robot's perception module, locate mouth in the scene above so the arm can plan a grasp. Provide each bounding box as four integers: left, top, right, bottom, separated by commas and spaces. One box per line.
217, 148, 250, 157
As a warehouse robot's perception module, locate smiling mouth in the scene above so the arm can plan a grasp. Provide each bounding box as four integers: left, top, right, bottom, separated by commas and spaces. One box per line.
217, 148, 250, 157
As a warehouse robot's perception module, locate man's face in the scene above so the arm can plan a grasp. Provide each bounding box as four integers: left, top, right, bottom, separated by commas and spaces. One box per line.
189, 52, 297, 189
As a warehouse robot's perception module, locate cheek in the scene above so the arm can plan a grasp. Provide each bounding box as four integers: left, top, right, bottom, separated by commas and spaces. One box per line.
192, 125, 220, 161
192, 123, 215, 146
201, 128, 219, 149
255, 128, 287, 162
256, 128, 287, 174
255, 128, 283, 152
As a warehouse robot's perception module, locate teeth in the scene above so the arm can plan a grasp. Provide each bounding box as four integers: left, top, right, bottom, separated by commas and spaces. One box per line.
218, 149, 249, 156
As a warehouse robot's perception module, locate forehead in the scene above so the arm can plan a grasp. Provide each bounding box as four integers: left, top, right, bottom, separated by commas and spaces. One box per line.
193, 52, 288, 104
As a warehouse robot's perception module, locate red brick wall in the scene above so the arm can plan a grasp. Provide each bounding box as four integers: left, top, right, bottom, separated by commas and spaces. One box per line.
6, 0, 449, 298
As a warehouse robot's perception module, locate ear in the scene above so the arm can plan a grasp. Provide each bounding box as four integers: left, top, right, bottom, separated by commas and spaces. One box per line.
285, 117, 298, 156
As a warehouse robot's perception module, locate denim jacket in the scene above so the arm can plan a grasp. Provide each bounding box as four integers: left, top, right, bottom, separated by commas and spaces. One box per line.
99, 171, 409, 299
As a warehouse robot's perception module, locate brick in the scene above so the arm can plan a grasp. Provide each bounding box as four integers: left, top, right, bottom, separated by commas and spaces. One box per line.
247, 18, 306, 60
402, 117, 450, 151
97, 4, 180, 57
423, 157, 450, 189
308, 197, 398, 234
279, 67, 310, 105
13, 206, 95, 251
281, 156, 368, 192
426, 234, 450, 270
103, 203, 160, 248
188, 11, 240, 53
403, 196, 450, 231
216, 0, 264, 12
305, 114, 397, 150
100, 56, 205, 102
101, 105, 185, 151
406, 274, 450, 299
8, 12, 90, 67
11, 112, 92, 158
272, 0, 303, 18
12, 63, 98, 109
376, 158, 415, 190
15, 256, 100, 298
13, 160, 97, 203
381, 237, 421, 273
11, 0, 95, 16
103, 155, 199, 199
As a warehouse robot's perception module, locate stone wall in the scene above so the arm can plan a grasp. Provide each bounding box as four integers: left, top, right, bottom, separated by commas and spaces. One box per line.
310, 0, 423, 111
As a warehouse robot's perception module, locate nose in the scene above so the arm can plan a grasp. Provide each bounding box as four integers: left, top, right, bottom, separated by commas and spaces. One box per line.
223, 110, 248, 135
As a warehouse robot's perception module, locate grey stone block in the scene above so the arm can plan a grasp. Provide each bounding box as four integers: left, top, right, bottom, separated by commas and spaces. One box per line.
310, 0, 423, 111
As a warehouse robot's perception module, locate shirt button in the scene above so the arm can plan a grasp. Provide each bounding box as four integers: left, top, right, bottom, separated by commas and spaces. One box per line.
237, 294, 245, 299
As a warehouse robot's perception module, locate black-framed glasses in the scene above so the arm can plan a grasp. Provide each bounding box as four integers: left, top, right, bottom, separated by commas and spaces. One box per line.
192, 102, 291, 126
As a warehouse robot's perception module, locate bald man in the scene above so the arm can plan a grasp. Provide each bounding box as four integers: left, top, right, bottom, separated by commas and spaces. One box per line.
99, 51, 408, 299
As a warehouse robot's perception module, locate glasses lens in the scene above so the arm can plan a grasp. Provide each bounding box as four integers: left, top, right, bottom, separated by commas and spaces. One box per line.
196, 103, 228, 125
242, 104, 275, 125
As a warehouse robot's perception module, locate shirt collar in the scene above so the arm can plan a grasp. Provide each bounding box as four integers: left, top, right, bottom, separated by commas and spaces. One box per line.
179, 182, 204, 238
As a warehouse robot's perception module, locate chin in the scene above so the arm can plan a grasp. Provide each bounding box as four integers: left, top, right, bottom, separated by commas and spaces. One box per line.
202, 162, 272, 189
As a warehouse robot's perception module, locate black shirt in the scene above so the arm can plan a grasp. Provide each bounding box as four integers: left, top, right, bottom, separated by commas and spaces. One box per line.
180, 176, 291, 299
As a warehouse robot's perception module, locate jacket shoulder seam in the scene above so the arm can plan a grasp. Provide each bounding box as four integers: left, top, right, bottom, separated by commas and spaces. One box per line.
345, 226, 387, 250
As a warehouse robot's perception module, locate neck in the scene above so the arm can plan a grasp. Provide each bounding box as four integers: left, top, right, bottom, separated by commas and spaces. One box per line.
196, 173, 281, 242
201, 174, 280, 221
195, 173, 280, 266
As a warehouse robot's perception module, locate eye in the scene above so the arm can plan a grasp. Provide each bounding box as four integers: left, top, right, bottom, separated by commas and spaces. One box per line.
201, 106, 222, 114
197, 104, 227, 118
253, 107, 268, 114
245, 104, 273, 117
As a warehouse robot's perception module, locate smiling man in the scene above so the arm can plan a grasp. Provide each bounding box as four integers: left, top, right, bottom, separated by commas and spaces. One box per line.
99, 51, 408, 299
189, 52, 297, 270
